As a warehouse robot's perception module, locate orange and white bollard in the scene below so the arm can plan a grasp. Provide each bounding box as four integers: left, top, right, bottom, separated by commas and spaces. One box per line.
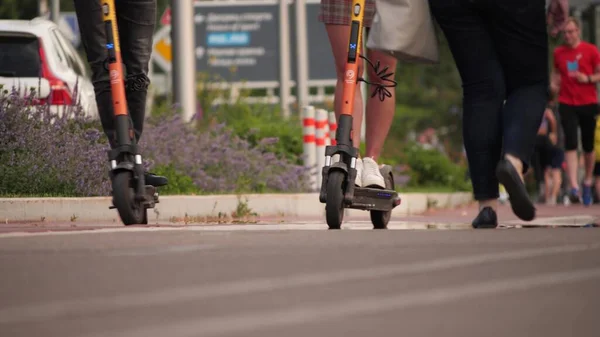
328, 111, 337, 146
315, 108, 329, 189
302, 106, 317, 191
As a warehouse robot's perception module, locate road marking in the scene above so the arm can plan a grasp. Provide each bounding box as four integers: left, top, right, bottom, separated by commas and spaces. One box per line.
105, 244, 217, 257
82, 267, 600, 337
1, 243, 598, 325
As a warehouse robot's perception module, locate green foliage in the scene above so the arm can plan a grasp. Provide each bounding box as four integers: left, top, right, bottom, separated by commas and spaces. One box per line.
0, 0, 75, 20
400, 143, 471, 192
149, 164, 199, 195
0, 0, 38, 20
194, 76, 305, 166
0, 155, 75, 196
203, 103, 304, 165
388, 104, 439, 142
391, 24, 465, 154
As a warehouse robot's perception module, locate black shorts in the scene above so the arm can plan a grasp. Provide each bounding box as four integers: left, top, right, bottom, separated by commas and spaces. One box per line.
594, 162, 600, 177
559, 103, 598, 152
535, 134, 565, 169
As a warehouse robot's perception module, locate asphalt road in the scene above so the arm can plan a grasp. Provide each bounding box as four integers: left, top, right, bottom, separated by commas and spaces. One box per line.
0, 223, 599, 337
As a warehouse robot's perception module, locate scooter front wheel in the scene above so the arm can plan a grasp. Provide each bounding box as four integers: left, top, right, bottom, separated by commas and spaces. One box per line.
325, 170, 345, 230
112, 171, 147, 226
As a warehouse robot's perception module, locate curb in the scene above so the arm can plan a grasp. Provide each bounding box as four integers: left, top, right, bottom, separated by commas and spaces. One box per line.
0, 192, 473, 223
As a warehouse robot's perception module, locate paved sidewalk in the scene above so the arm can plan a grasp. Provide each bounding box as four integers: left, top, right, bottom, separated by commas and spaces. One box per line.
410, 202, 600, 222
1, 200, 597, 235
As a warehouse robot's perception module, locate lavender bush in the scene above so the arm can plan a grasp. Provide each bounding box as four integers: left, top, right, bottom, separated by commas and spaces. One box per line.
140, 113, 311, 194
0, 87, 312, 197
0, 88, 110, 196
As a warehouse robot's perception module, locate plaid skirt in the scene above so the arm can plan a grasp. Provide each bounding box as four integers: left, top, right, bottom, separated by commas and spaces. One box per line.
318, 0, 377, 27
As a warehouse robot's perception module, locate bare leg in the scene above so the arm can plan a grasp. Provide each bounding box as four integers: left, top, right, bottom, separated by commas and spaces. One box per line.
565, 150, 579, 190
364, 49, 397, 161
544, 168, 552, 203
551, 168, 562, 203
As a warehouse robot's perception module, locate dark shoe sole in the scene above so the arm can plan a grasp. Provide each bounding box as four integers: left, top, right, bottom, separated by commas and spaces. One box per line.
146, 180, 168, 187
145, 176, 168, 187
496, 159, 535, 221
582, 185, 593, 206
473, 222, 498, 229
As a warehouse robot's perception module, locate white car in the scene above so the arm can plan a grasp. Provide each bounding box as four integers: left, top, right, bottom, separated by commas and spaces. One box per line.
0, 18, 98, 118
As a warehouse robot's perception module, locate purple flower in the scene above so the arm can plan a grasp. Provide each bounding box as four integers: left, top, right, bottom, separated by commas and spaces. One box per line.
1, 89, 311, 196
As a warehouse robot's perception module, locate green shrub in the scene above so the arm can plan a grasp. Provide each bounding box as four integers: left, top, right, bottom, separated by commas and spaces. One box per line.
199, 102, 304, 165
401, 143, 471, 191
149, 164, 199, 195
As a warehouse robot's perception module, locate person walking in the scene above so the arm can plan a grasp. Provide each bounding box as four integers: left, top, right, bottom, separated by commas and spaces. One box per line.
533, 97, 564, 205
551, 17, 600, 206
318, 0, 397, 189
73, 0, 168, 187
427, 0, 569, 228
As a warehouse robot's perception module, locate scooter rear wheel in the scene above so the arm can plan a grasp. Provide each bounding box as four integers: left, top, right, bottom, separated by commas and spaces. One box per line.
112, 171, 147, 226
325, 170, 345, 230
370, 171, 394, 229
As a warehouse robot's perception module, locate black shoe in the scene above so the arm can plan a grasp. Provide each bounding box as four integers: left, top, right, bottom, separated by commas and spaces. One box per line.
472, 207, 498, 229
496, 158, 535, 221
144, 172, 168, 187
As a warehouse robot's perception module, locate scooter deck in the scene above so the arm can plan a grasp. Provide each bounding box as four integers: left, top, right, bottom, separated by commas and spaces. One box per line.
347, 186, 401, 211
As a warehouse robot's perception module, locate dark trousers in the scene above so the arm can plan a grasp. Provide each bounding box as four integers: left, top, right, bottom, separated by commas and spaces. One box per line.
73, 0, 156, 148
429, 0, 549, 200
533, 135, 553, 186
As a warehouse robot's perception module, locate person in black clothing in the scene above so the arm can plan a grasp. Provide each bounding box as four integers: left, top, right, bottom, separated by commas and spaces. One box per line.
533, 93, 565, 205
427, 0, 568, 228
73, 0, 168, 187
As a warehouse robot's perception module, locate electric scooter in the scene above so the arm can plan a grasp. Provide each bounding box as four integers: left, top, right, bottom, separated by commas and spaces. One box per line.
319, 0, 400, 230
102, 0, 158, 225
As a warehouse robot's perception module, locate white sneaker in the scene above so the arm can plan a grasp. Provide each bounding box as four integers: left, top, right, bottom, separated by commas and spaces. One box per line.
354, 158, 363, 187
362, 157, 385, 188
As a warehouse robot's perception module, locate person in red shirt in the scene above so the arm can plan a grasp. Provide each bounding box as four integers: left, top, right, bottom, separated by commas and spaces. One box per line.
552, 17, 600, 206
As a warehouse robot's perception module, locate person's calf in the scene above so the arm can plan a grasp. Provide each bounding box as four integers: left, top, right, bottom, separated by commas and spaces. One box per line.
505, 154, 524, 181
496, 157, 536, 221
479, 199, 498, 211
125, 73, 151, 140
564, 150, 580, 189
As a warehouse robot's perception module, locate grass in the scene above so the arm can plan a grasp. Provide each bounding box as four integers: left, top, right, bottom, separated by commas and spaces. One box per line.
397, 186, 459, 193
0, 193, 84, 198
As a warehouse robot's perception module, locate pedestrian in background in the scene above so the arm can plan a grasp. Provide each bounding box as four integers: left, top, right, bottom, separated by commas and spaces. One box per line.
551, 17, 600, 206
